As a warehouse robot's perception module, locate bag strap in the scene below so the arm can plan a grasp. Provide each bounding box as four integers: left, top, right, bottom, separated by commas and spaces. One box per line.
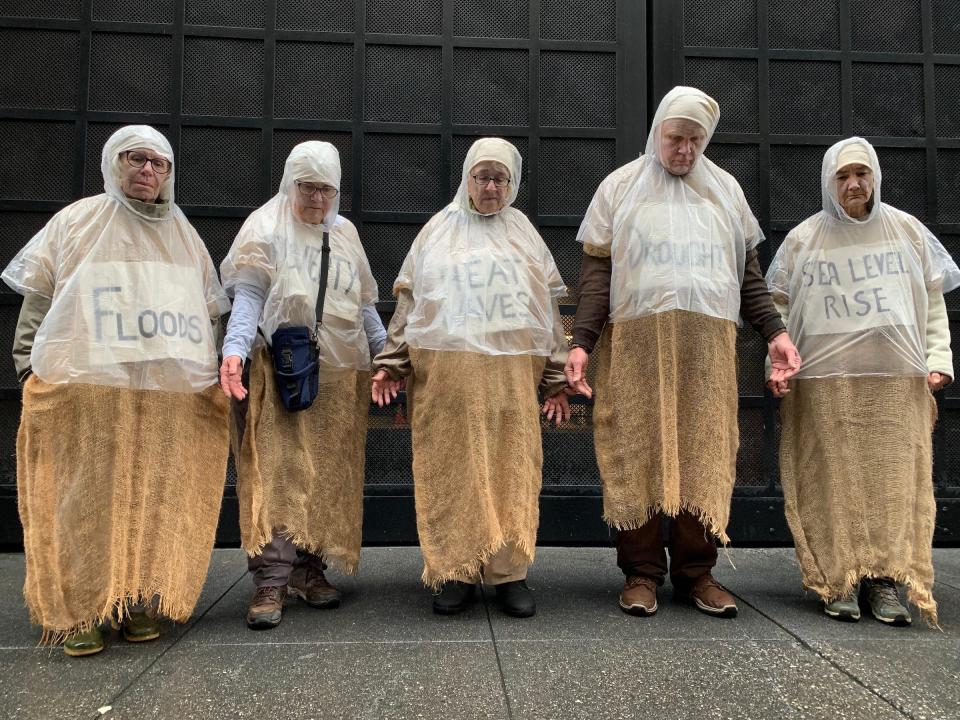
315, 230, 330, 329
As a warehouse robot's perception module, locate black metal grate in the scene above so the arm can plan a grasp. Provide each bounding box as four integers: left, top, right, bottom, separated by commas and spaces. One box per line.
940, 409, 960, 488
367, 0, 442, 35
850, 0, 922, 53
450, 134, 529, 213
538, 138, 616, 217
0, 29, 80, 111
684, 0, 757, 48
362, 133, 443, 212
935, 65, 960, 138
874, 147, 926, 221
0, 0, 80, 19
539, 225, 579, 303
736, 408, 765, 486
452, 48, 529, 127
736, 326, 766, 397
361, 222, 423, 302
541, 411, 601, 487
182, 37, 265, 118
92, 0, 174, 24
88, 33, 173, 114
938, 149, 960, 224
932, 0, 960, 54
943, 236, 960, 313
276, 0, 353, 33
177, 126, 264, 207
364, 45, 442, 124
185, 0, 265, 28
0, 120, 75, 202
683, 58, 759, 135
186, 215, 245, 271
768, 0, 840, 50
705, 144, 761, 218
769, 60, 842, 136
769, 145, 828, 223
540, 0, 615, 42
0, 212, 51, 287
454, 0, 529, 39
275, 42, 353, 121
270, 129, 353, 212
852, 63, 924, 138
540, 51, 616, 129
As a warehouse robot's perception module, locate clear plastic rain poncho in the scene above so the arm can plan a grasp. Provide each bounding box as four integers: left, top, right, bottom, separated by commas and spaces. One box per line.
220, 141, 378, 370
766, 137, 960, 378
1, 125, 229, 393
577, 86, 762, 324
394, 137, 566, 356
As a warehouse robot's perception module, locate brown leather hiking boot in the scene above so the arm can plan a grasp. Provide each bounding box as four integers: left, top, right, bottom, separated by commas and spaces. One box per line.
619, 576, 658, 616
288, 565, 341, 609
683, 574, 738, 618
246, 585, 287, 629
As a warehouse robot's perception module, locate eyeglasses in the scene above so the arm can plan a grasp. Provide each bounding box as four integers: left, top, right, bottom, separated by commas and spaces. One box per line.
471, 174, 510, 188
121, 151, 172, 175
295, 181, 339, 199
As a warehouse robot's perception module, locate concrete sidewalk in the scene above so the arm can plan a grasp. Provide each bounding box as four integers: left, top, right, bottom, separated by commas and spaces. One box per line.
1, 547, 958, 720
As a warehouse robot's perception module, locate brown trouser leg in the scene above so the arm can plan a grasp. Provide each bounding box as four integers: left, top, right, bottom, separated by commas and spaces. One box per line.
617, 510, 717, 589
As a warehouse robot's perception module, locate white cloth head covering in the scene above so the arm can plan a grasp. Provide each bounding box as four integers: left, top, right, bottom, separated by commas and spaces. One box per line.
1, 124, 229, 392
766, 136, 960, 379
221, 141, 377, 371
394, 137, 565, 356
576, 86, 761, 325
102, 125, 175, 220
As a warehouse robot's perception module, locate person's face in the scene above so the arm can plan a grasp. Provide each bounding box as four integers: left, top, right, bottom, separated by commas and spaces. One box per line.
835, 163, 875, 219
292, 180, 337, 225
657, 119, 708, 176
466, 160, 511, 214
118, 148, 168, 202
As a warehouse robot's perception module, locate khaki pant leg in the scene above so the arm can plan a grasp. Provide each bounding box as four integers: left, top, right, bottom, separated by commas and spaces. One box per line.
481, 542, 529, 585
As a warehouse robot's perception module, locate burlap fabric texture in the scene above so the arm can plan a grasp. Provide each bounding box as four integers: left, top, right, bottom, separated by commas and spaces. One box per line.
17, 376, 229, 643
234, 345, 368, 574
780, 375, 938, 625
407, 347, 546, 589
592, 310, 738, 542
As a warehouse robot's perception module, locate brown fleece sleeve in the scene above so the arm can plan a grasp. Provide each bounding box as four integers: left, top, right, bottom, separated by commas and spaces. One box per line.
570, 252, 611, 354
372, 287, 413, 380
741, 248, 785, 342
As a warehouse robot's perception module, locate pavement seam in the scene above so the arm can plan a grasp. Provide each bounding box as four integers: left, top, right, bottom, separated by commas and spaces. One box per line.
731, 590, 918, 720
89, 568, 249, 720
481, 588, 515, 720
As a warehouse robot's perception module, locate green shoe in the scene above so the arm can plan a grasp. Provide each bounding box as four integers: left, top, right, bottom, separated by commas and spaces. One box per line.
64, 627, 105, 657
123, 611, 161, 643
862, 578, 912, 626
823, 589, 860, 622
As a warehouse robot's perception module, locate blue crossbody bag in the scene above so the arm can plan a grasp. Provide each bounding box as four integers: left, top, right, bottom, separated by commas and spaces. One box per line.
269, 231, 329, 412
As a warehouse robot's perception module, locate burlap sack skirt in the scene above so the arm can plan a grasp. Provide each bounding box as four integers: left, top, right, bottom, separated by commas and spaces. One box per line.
407, 347, 547, 588
17, 376, 230, 643
780, 375, 938, 624
234, 346, 368, 573
592, 310, 739, 542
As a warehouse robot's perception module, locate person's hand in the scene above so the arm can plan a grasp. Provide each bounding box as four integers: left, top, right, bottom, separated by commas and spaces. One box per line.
219, 355, 246, 400
564, 347, 593, 398
768, 332, 801, 385
371, 369, 403, 407
928, 372, 950, 393
766, 378, 790, 398
542, 388, 573, 426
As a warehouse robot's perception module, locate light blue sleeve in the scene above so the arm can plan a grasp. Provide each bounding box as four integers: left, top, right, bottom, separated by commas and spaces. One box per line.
222, 282, 267, 362
362, 303, 387, 359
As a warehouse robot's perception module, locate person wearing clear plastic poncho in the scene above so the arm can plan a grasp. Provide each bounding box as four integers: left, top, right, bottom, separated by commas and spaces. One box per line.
370, 138, 570, 618
2, 125, 232, 656
565, 87, 802, 619
219, 141, 385, 630
766, 138, 959, 627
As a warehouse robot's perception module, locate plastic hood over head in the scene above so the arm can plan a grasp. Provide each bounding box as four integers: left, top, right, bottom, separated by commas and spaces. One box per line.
102, 125, 175, 221
576, 86, 761, 326
394, 137, 565, 356
766, 137, 960, 379
221, 141, 377, 371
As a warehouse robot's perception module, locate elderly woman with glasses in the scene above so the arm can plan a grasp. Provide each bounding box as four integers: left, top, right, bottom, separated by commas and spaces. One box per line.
371, 138, 570, 618
2, 125, 231, 656
220, 141, 385, 630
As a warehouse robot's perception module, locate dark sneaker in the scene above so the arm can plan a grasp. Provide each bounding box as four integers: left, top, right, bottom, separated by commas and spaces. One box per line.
288, 565, 341, 609
823, 589, 861, 622
123, 611, 161, 643
862, 578, 911, 626
431, 581, 477, 615
246, 585, 287, 629
495, 580, 536, 618
619, 576, 658, 616
64, 626, 105, 657
683, 574, 738, 618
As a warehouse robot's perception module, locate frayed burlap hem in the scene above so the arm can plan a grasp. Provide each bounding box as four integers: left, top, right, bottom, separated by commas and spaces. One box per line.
33, 589, 191, 647
804, 565, 939, 629
603, 500, 731, 546
420, 534, 536, 591
242, 527, 359, 577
